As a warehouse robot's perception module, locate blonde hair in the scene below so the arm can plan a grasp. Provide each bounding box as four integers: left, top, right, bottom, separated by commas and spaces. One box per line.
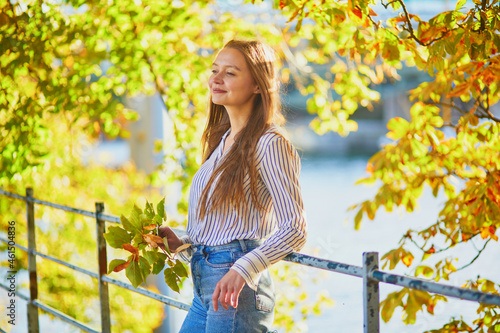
197, 39, 287, 220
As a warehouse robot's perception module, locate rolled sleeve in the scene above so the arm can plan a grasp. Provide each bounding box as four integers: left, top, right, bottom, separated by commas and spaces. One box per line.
176, 235, 193, 264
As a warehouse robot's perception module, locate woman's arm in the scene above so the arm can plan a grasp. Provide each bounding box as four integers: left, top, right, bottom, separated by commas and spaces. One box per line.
230, 135, 307, 290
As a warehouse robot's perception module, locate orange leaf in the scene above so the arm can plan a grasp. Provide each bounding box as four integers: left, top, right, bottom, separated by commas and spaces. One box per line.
143, 233, 164, 248
123, 243, 139, 254
481, 227, 489, 239
123, 244, 140, 261
446, 82, 471, 98
402, 254, 413, 267
143, 224, 157, 231
351, 7, 362, 19
114, 259, 131, 272
489, 226, 498, 241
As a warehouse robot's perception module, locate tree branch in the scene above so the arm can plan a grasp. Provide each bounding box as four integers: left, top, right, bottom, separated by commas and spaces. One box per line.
456, 239, 491, 271
405, 228, 482, 255
395, 0, 453, 47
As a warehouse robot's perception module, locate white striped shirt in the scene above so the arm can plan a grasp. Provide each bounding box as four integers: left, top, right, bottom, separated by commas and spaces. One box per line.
180, 128, 307, 290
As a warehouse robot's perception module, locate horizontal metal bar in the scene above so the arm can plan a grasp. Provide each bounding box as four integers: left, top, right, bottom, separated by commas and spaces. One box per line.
284, 252, 363, 277
33, 300, 100, 333
4, 189, 500, 317
0, 190, 193, 230
0, 236, 29, 252
0, 237, 99, 279
0, 189, 120, 224
0, 282, 30, 302
371, 270, 500, 307
102, 276, 191, 311
99, 213, 120, 223
0, 189, 26, 201
33, 250, 99, 279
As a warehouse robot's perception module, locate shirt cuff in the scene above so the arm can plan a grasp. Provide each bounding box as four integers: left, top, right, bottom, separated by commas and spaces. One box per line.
231, 248, 270, 291
176, 235, 193, 264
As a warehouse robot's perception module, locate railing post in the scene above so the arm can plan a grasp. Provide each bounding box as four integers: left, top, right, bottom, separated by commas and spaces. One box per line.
363, 252, 380, 333
96, 202, 111, 333
26, 187, 40, 333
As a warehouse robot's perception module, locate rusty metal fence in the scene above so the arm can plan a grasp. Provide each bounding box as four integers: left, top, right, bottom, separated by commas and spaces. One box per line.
1, 187, 499, 333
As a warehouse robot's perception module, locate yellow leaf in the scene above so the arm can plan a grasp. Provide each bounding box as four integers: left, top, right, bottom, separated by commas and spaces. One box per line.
175, 243, 192, 254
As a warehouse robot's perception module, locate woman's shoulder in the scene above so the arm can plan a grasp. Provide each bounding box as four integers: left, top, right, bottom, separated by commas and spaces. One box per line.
257, 126, 298, 157
258, 126, 288, 147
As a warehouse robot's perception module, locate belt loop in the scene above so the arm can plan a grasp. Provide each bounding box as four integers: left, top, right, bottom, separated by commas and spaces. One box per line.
238, 239, 247, 252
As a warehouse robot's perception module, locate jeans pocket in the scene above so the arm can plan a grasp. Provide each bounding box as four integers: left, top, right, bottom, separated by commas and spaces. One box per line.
205, 250, 235, 268
255, 270, 275, 312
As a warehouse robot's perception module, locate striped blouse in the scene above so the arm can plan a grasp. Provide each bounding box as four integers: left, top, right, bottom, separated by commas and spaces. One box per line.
179, 128, 307, 291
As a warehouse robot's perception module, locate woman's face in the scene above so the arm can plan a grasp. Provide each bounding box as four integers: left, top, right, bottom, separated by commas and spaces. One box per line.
209, 48, 259, 110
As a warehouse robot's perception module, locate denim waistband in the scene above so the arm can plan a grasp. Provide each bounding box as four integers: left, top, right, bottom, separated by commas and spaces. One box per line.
192, 239, 263, 254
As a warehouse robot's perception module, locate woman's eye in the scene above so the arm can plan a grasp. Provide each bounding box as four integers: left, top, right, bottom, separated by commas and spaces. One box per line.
211, 70, 217, 74
227, 72, 234, 76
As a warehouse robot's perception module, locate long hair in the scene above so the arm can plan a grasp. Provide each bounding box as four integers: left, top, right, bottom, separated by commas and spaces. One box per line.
197, 39, 286, 220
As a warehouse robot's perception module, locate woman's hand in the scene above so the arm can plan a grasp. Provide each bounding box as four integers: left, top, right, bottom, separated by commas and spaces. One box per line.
158, 226, 183, 252
212, 270, 246, 311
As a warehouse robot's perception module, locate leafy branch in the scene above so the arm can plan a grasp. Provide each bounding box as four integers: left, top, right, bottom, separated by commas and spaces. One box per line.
104, 198, 190, 292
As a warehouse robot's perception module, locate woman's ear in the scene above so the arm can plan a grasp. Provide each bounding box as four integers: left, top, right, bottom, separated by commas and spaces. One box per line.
254, 86, 260, 94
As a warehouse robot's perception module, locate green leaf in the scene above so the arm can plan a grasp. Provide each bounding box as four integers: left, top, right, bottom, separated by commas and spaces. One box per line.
144, 200, 155, 219
131, 233, 143, 248
103, 226, 132, 248
143, 250, 158, 265
126, 260, 143, 288
152, 253, 167, 275
139, 213, 152, 226
153, 214, 163, 226
129, 205, 144, 230
164, 267, 180, 293
108, 259, 127, 274
157, 197, 166, 221
173, 259, 189, 278
121, 214, 141, 234
138, 256, 151, 283
162, 237, 171, 255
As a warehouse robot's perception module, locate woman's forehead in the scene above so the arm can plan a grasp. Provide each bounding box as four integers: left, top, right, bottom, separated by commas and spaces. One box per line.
213, 48, 248, 70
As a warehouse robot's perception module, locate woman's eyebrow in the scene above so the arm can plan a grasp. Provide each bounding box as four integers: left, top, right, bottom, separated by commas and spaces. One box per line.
212, 62, 241, 71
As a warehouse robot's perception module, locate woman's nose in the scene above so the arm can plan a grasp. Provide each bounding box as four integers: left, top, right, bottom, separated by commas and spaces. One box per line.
212, 72, 223, 84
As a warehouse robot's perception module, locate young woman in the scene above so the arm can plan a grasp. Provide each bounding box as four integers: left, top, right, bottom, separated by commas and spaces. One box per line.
160, 39, 307, 332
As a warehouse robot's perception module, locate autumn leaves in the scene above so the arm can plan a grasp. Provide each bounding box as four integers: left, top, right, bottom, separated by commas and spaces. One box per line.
104, 198, 190, 291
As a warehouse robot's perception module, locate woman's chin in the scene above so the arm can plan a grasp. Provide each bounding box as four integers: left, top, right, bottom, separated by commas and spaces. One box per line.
211, 97, 226, 106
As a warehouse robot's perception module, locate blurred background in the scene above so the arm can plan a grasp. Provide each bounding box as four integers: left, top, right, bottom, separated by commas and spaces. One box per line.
1, 0, 499, 332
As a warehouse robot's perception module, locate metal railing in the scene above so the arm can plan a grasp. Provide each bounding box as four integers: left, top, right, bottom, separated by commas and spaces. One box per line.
1, 187, 499, 333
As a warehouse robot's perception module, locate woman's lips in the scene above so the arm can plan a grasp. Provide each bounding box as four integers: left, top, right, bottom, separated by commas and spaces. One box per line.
212, 89, 226, 94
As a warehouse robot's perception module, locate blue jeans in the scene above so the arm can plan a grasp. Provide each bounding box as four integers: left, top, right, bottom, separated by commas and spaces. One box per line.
179, 239, 275, 333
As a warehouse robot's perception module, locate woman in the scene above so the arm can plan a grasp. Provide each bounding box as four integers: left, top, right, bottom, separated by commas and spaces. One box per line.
160, 39, 307, 332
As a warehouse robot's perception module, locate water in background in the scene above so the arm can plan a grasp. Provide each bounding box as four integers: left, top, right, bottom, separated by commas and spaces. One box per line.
299, 155, 498, 332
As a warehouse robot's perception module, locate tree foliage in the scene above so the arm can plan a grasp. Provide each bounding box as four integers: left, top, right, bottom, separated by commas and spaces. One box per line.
0, 117, 166, 332
3, 0, 498, 330
0, 0, 331, 331
274, 0, 500, 331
